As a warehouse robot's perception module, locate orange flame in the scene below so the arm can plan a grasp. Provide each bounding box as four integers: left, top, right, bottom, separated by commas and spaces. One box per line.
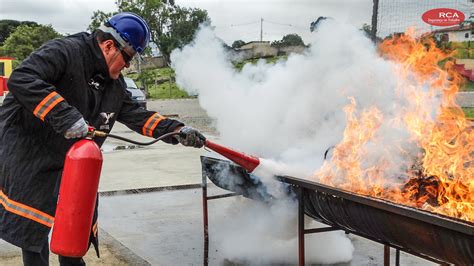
316, 30, 473, 222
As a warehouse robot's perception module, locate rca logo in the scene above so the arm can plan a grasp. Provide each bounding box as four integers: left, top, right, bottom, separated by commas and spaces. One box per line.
422, 8, 464, 26
438, 12, 460, 19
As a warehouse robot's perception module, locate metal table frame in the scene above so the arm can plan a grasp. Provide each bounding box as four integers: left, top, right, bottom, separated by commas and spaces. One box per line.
201, 173, 450, 266
295, 186, 446, 266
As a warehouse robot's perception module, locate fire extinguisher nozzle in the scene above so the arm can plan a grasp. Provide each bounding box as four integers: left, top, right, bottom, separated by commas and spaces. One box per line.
94, 130, 108, 138
204, 140, 260, 173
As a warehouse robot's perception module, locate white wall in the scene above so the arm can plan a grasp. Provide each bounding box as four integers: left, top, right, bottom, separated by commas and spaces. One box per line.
448, 30, 474, 42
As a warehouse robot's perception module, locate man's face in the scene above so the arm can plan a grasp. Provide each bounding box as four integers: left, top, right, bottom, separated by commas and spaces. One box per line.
99, 40, 134, 80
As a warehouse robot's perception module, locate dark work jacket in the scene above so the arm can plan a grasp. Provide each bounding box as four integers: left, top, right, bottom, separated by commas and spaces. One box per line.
0, 32, 183, 254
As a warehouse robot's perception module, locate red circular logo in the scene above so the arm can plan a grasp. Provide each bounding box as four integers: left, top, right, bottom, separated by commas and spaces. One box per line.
422, 8, 465, 26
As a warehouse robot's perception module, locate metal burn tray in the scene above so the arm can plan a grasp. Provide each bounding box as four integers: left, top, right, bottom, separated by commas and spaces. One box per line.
278, 175, 474, 265
201, 156, 274, 202
201, 156, 474, 265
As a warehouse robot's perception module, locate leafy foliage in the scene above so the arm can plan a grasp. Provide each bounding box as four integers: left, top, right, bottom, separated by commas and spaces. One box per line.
89, 0, 166, 45
310, 16, 328, 32
87, 11, 111, 32
0, 20, 38, 45
0, 24, 62, 61
271, 34, 305, 47
360, 23, 372, 38
88, 0, 209, 61
231, 40, 246, 49
158, 6, 209, 57
461, 80, 474, 91
462, 107, 474, 119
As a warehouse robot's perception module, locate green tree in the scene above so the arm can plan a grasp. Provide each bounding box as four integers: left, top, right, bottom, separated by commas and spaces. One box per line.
0, 20, 38, 45
0, 24, 62, 61
88, 0, 209, 61
88, 0, 171, 51
271, 34, 305, 47
310, 16, 328, 32
158, 6, 209, 58
232, 40, 245, 49
360, 23, 372, 38
87, 11, 111, 32
119, 0, 171, 48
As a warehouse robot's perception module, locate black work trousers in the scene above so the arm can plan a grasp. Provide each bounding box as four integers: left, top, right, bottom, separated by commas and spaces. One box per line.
21, 238, 85, 266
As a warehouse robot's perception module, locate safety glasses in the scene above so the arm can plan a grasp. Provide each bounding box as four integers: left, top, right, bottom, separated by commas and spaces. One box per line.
119, 47, 133, 65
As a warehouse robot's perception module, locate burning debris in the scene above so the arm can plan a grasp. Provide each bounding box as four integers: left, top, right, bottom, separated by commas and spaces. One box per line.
316, 30, 473, 222
403, 175, 445, 207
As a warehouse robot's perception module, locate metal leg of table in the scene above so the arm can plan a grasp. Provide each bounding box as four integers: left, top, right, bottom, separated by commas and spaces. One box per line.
384, 245, 390, 266
202, 175, 209, 266
298, 187, 305, 266
395, 249, 400, 266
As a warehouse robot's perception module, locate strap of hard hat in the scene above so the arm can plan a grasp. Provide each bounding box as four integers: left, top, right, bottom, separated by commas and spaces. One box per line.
98, 24, 136, 55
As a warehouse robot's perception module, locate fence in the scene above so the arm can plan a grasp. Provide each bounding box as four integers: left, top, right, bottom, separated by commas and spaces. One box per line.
372, 0, 474, 39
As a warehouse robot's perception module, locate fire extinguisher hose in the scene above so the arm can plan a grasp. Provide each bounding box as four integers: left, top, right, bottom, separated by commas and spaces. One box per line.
91, 128, 261, 173
90, 129, 180, 146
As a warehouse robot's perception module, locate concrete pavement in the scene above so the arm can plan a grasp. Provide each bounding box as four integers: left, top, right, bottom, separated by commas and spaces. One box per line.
99, 122, 215, 192
0, 101, 439, 265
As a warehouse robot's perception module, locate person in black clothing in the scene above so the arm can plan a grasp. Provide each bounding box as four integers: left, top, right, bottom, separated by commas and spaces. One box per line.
0, 12, 205, 265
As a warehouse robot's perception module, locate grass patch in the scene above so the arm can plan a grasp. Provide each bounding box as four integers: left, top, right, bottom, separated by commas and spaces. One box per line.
125, 67, 190, 99
125, 55, 288, 99
156, 67, 175, 76
149, 82, 190, 99
463, 107, 474, 119
460, 80, 474, 91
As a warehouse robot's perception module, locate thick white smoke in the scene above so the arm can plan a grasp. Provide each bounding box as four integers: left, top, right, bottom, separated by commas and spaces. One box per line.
172, 20, 441, 181
173, 21, 400, 173
171, 20, 441, 263
210, 197, 354, 264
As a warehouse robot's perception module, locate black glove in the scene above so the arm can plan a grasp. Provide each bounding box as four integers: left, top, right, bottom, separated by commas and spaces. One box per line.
178, 126, 206, 148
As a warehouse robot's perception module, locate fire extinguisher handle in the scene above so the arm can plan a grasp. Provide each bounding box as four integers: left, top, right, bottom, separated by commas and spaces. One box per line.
86, 127, 108, 139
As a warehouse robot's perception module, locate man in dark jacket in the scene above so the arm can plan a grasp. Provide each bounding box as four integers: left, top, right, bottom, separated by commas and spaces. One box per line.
0, 12, 205, 265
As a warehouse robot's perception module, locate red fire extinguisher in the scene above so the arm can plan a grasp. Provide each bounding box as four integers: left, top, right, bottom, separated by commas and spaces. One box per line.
50, 138, 103, 257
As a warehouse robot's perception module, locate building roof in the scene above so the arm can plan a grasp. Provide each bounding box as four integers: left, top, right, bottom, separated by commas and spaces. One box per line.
244, 41, 270, 45
432, 23, 474, 34
238, 41, 271, 50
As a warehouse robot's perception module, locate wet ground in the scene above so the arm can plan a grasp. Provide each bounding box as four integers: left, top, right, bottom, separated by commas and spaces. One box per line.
1, 99, 439, 265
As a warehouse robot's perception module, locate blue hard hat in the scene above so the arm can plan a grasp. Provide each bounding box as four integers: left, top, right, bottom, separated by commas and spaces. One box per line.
104, 12, 150, 54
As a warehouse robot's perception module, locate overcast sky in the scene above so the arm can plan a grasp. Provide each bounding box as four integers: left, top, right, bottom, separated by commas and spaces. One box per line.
0, 0, 373, 44
0, 0, 116, 34
175, 0, 373, 43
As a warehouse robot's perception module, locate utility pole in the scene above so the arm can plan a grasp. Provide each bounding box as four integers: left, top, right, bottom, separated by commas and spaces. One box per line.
260, 18, 263, 42
371, 0, 379, 43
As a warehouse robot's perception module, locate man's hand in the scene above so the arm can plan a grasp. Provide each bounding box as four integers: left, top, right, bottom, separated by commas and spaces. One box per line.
177, 126, 206, 148
64, 118, 88, 139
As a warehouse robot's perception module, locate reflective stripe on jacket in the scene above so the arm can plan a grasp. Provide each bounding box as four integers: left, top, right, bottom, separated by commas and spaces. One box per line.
0, 31, 183, 253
